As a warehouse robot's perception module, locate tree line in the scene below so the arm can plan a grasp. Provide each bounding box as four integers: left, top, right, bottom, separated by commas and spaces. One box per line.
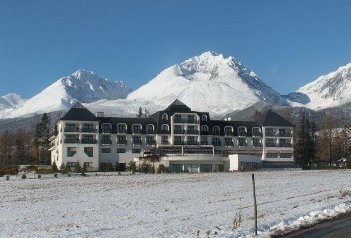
0, 113, 51, 168
294, 113, 351, 168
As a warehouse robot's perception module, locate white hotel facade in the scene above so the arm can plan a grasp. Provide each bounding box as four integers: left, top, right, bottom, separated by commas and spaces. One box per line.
50, 100, 295, 172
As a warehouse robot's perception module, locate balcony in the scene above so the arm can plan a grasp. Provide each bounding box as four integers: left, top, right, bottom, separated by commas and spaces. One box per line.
279, 143, 292, 147
64, 128, 80, 133
238, 143, 247, 147
266, 143, 277, 147
161, 141, 169, 145
81, 139, 97, 144
101, 139, 112, 145
187, 130, 199, 135
174, 141, 186, 145
187, 141, 199, 145
133, 141, 142, 145
81, 128, 97, 133
279, 131, 292, 137
174, 119, 199, 124
146, 140, 157, 146
201, 141, 208, 145
253, 143, 262, 147
265, 132, 276, 137
64, 139, 80, 144
225, 142, 234, 147
212, 142, 221, 146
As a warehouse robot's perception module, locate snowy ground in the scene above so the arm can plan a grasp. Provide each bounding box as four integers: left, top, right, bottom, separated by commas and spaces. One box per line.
1, 170, 351, 238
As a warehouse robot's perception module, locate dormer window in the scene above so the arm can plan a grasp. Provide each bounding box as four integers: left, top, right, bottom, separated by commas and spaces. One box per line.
213, 126, 220, 135
146, 124, 154, 134
101, 123, 112, 133
252, 127, 261, 137
201, 125, 208, 132
224, 126, 233, 136
162, 113, 168, 120
132, 124, 142, 134
161, 124, 169, 131
238, 126, 247, 136
201, 115, 207, 121
117, 123, 127, 134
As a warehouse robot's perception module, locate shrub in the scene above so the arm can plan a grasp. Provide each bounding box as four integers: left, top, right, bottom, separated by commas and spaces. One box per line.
54, 173, 58, 178
6, 175, 10, 180
128, 161, 136, 174
52, 161, 58, 173
140, 161, 149, 174
38, 174, 41, 179
21, 174, 26, 179
74, 163, 82, 173
81, 163, 87, 176
150, 165, 156, 174
0, 171, 4, 177
157, 164, 166, 173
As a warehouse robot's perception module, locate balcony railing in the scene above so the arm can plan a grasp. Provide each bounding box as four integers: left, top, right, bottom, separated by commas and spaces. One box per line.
64, 128, 80, 133
253, 143, 262, 147
225, 142, 234, 146
279, 132, 292, 137
187, 141, 199, 145
174, 119, 199, 124
161, 141, 169, 145
81, 128, 97, 133
118, 140, 127, 145
133, 141, 143, 145
279, 143, 292, 147
81, 139, 97, 144
265, 132, 275, 137
201, 141, 208, 145
174, 141, 186, 145
187, 130, 199, 135
266, 143, 277, 147
174, 130, 186, 134
64, 139, 80, 144
212, 142, 221, 146
146, 141, 157, 146
238, 143, 247, 147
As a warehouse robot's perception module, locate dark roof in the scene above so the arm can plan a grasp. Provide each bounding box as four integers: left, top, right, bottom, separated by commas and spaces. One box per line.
61, 102, 98, 121
210, 120, 261, 136
259, 110, 294, 127
98, 117, 157, 134
164, 99, 192, 113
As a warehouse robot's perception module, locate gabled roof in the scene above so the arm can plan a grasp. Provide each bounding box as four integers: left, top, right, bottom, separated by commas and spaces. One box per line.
165, 99, 192, 112
61, 102, 98, 121
259, 110, 294, 127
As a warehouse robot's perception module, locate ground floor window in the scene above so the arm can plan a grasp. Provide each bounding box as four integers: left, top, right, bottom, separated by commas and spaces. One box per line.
66, 162, 78, 168
280, 153, 292, 158
200, 164, 212, 172
84, 162, 93, 168
117, 148, 126, 153
266, 153, 279, 158
132, 149, 141, 154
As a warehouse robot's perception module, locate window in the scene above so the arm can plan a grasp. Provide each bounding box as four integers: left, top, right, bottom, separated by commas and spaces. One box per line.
146, 124, 154, 134
161, 136, 169, 144
101, 135, 112, 144
201, 125, 208, 132
174, 114, 181, 123
102, 123, 112, 133
212, 126, 220, 135
252, 127, 261, 136
146, 136, 155, 145
224, 127, 233, 136
161, 124, 169, 131
133, 136, 142, 145
162, 113, 168, 120
65, 135, 79, 143
266, 138, 276, 147
238, 127, 247, 136
117, 123, 127, 133
201, 115, 207, 121
174, 125, 183, 134
82, 135, 95, 144
187, 136, 196, 144
82, 124, 95, 133
225, 138, 233, 146
84, 162, 93, 168
133, 124, 142, 134
212, 137, 221, 146
65, 124, 78, 132
117, 148, 126, 153
132, 149, 141, 153
201, 136, 208, 144
101, 148, 111, 153
118, 135, 127, 145
84, 147, 93, 157
188, 115, 195, 123
187, 126, 195, 134
67, 147, 77, 157
279, 129, 286, 137
266, 153, 279, 158
252, 138, 261, 147
265, 128, 274, 136
67, 162, 78, 168
280, 153, 292, 158
238, 138, 247, 146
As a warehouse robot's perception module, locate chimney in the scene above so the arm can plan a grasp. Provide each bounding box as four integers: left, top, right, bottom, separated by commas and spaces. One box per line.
96, 112, 104, 117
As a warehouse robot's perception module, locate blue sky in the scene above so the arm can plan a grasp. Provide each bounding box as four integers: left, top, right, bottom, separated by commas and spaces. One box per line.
0, 0, 351, 98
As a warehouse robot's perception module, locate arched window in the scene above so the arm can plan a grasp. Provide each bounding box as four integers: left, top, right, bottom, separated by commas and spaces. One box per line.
146, 124, 154, 134
213, 126, 220, 135
238, 126, 247, 136
162, 113, 168, 120
132, 124, 142, 134
224, 126, 233, 136
161, 124, 169, 131
201, 115, 207, 121
117, 123, 127, 133
252, 127, 261, 136
201, 125, 208, 132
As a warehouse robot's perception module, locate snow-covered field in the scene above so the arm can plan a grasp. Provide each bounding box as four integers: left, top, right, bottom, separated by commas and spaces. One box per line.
1, 170, 351, 237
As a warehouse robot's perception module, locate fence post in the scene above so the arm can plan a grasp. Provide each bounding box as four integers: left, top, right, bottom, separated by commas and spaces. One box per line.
252, 173, 258, 235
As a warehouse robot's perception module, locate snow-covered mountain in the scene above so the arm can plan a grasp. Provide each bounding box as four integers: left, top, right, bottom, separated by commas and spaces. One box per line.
127, 51, 288, 115
0, 70, 131, 118
0, 93, 26, 110
287, 63, 351, 110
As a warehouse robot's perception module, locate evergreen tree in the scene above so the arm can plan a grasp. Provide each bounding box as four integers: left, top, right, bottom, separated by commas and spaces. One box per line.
128, 161, 136, 174
52, 161, 58, 172
137, 107, 143, 118
74, 162, 82, 173
33, 113, 50, 165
